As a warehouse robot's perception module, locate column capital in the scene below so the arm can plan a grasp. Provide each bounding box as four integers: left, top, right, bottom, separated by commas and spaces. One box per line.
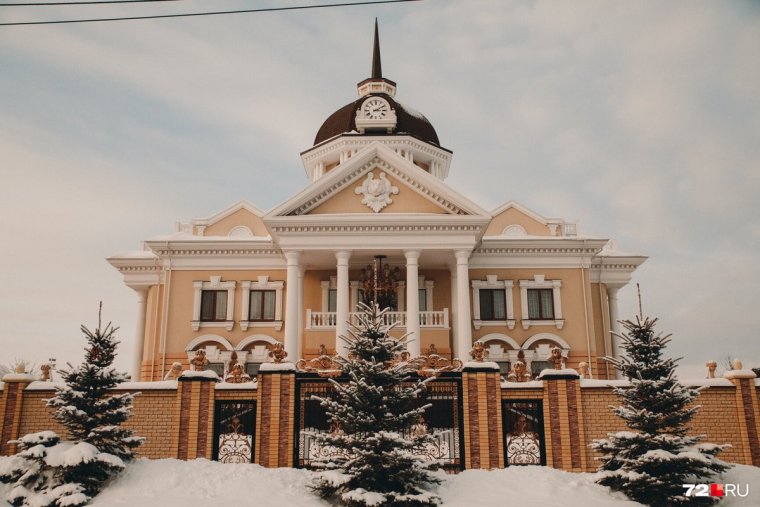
454, 249, 472, 263
334, 250, 352, 263
606, 285, 622, 298
404, 249, 421, 262
284, 250, 302, 264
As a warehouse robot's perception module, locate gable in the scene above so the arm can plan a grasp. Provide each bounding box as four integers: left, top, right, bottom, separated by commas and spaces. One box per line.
269, 143, 491, 220
485, 206, 551, 236
308, 168, 450, 215
202, 208, 269, 237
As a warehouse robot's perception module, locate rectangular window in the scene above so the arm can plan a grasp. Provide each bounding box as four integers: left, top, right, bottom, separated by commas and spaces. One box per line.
418, 289, 427, 311
479, 289, 506, 320
249, 290, 276, 321
246, 363, 261, 377
207, 363, 225, 376
328, 289, 337, 312
527, 289, 554, 320
530, 360, 549, 378
200, 290, 227, 322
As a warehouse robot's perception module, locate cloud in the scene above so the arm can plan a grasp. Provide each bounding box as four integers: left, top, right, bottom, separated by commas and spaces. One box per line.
0, 0, 758, 373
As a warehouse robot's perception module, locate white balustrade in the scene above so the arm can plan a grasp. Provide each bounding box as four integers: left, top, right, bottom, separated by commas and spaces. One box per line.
307, 309, 449, 329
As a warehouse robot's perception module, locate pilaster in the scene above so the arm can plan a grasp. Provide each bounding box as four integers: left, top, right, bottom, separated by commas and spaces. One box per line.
461, 363, 503, 469
254, 368, 296, 467
174, 375, 216, 460
0, 375, 35, 456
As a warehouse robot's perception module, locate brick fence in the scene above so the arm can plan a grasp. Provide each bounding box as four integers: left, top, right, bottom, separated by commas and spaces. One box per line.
1, 367, 758, 472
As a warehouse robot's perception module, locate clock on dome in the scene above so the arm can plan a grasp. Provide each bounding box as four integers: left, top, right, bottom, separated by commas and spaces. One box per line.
362, 97, 390, 119
356, 96, 397, 133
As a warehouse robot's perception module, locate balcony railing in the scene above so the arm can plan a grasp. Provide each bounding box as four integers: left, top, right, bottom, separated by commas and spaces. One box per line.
306, 309, 449, 330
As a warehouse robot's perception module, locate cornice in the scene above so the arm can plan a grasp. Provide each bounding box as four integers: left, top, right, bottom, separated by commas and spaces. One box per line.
301, 134, 453, 160
269, 223, 484, 235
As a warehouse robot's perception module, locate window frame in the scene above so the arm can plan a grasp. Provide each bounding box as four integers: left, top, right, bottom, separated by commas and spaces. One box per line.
519, 277, 563, 330
249, 289, 277, 322
192, 277, 236, 331
240, 277, 284, 331
526, 288, 554, 320
200, 290, 228, 322
471, 276, 515, 330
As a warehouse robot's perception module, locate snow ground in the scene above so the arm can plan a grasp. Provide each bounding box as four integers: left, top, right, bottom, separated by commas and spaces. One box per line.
1, 457, 758, 506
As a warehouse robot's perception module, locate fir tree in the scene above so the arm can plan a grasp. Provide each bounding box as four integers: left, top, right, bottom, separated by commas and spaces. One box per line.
312, 304, 441, 507
0, 305, 142, 506
591, 316, 730, 506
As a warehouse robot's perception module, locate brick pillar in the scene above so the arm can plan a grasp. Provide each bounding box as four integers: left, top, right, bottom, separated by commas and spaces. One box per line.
255, 366, 296, 467
461, 364, 504, 469
541, 370, 586, 471
0, 374, 35, 456
724, 369, 760, 466
173, 375, 216, 460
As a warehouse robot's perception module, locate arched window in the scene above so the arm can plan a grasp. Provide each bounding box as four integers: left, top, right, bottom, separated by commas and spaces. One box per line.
522, 333, 570, 377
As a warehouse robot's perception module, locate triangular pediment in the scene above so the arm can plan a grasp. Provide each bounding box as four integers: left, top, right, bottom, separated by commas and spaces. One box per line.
195, 200, 269, 237
267, 143, 489, 218
485, 201, 556, 237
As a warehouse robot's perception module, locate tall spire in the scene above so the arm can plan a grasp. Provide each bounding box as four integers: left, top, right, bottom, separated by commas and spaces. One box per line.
356, 19, 396, 97
371, 18, 382, 79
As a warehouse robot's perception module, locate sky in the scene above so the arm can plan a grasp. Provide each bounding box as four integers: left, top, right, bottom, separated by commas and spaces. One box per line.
0, 0, 758, 378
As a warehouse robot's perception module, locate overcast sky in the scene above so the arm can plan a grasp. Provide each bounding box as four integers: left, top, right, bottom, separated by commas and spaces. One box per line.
1, 0, 758, 378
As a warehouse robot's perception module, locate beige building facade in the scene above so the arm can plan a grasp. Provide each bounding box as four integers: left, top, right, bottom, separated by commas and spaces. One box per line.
108, 25, 645, 384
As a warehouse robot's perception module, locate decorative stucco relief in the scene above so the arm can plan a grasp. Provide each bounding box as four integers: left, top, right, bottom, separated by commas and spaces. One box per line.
354, 171, 399, 213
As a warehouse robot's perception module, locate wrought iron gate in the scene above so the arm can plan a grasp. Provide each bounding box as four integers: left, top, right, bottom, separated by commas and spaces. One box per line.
502, 400, 545, 466
295, 374, 463, 472
212, 400, 256, 463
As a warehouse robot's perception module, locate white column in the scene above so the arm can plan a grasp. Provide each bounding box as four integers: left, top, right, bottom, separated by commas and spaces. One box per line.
454, 250, 473, 360
131, 288, 148, 381
284, 251, 301, 363
297, 266, 305, 361
607, 285, 622, 363
335, 250, 352, 358
405, 250, 421, 357
450, 267, 458, 358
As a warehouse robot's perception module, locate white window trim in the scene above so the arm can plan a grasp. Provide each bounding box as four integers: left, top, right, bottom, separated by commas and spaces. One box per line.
519, 275, 564, 330
240, 276, 284, 331
471, 275, 515, 330
192, 276, 236, 331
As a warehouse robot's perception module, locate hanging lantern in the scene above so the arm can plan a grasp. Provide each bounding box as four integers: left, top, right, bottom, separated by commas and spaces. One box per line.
358, 255, 400, 310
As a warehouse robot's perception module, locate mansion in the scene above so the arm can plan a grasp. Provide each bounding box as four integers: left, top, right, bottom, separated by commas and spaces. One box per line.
7, 23, 759, 474
108, 23, 645, 384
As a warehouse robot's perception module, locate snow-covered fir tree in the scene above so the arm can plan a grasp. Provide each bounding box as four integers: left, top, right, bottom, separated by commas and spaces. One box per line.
0, 305, 142, 506
312, 303, 441, 507
591, 316, 730, 506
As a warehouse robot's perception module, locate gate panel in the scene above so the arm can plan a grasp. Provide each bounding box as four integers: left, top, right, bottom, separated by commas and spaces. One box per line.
295, 375, 463, 472
502, 400, 546, 466
212, 401, 257, 463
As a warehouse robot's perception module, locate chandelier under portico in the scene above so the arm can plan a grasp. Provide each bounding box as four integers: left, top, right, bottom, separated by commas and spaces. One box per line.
358, 255, 401, 311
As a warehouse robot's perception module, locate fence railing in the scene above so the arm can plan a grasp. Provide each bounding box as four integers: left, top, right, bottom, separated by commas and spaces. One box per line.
306, 309, 448, 330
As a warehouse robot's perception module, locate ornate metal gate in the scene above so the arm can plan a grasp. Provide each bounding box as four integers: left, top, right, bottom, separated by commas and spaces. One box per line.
295, 374, 463, 472
212, 400, 256, 463
502, 400, 545, 466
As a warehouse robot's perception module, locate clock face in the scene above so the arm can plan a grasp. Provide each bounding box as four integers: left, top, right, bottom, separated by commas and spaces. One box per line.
362, 98, 389, 119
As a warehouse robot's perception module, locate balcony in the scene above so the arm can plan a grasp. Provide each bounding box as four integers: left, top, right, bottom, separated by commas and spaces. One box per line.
306, 309, 449, 330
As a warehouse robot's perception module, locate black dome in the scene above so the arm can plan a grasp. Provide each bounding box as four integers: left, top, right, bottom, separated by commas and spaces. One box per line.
314, 93, 440, 146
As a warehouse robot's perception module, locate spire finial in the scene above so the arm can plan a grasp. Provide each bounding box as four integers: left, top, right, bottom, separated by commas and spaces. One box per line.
371, 18, 382, 79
